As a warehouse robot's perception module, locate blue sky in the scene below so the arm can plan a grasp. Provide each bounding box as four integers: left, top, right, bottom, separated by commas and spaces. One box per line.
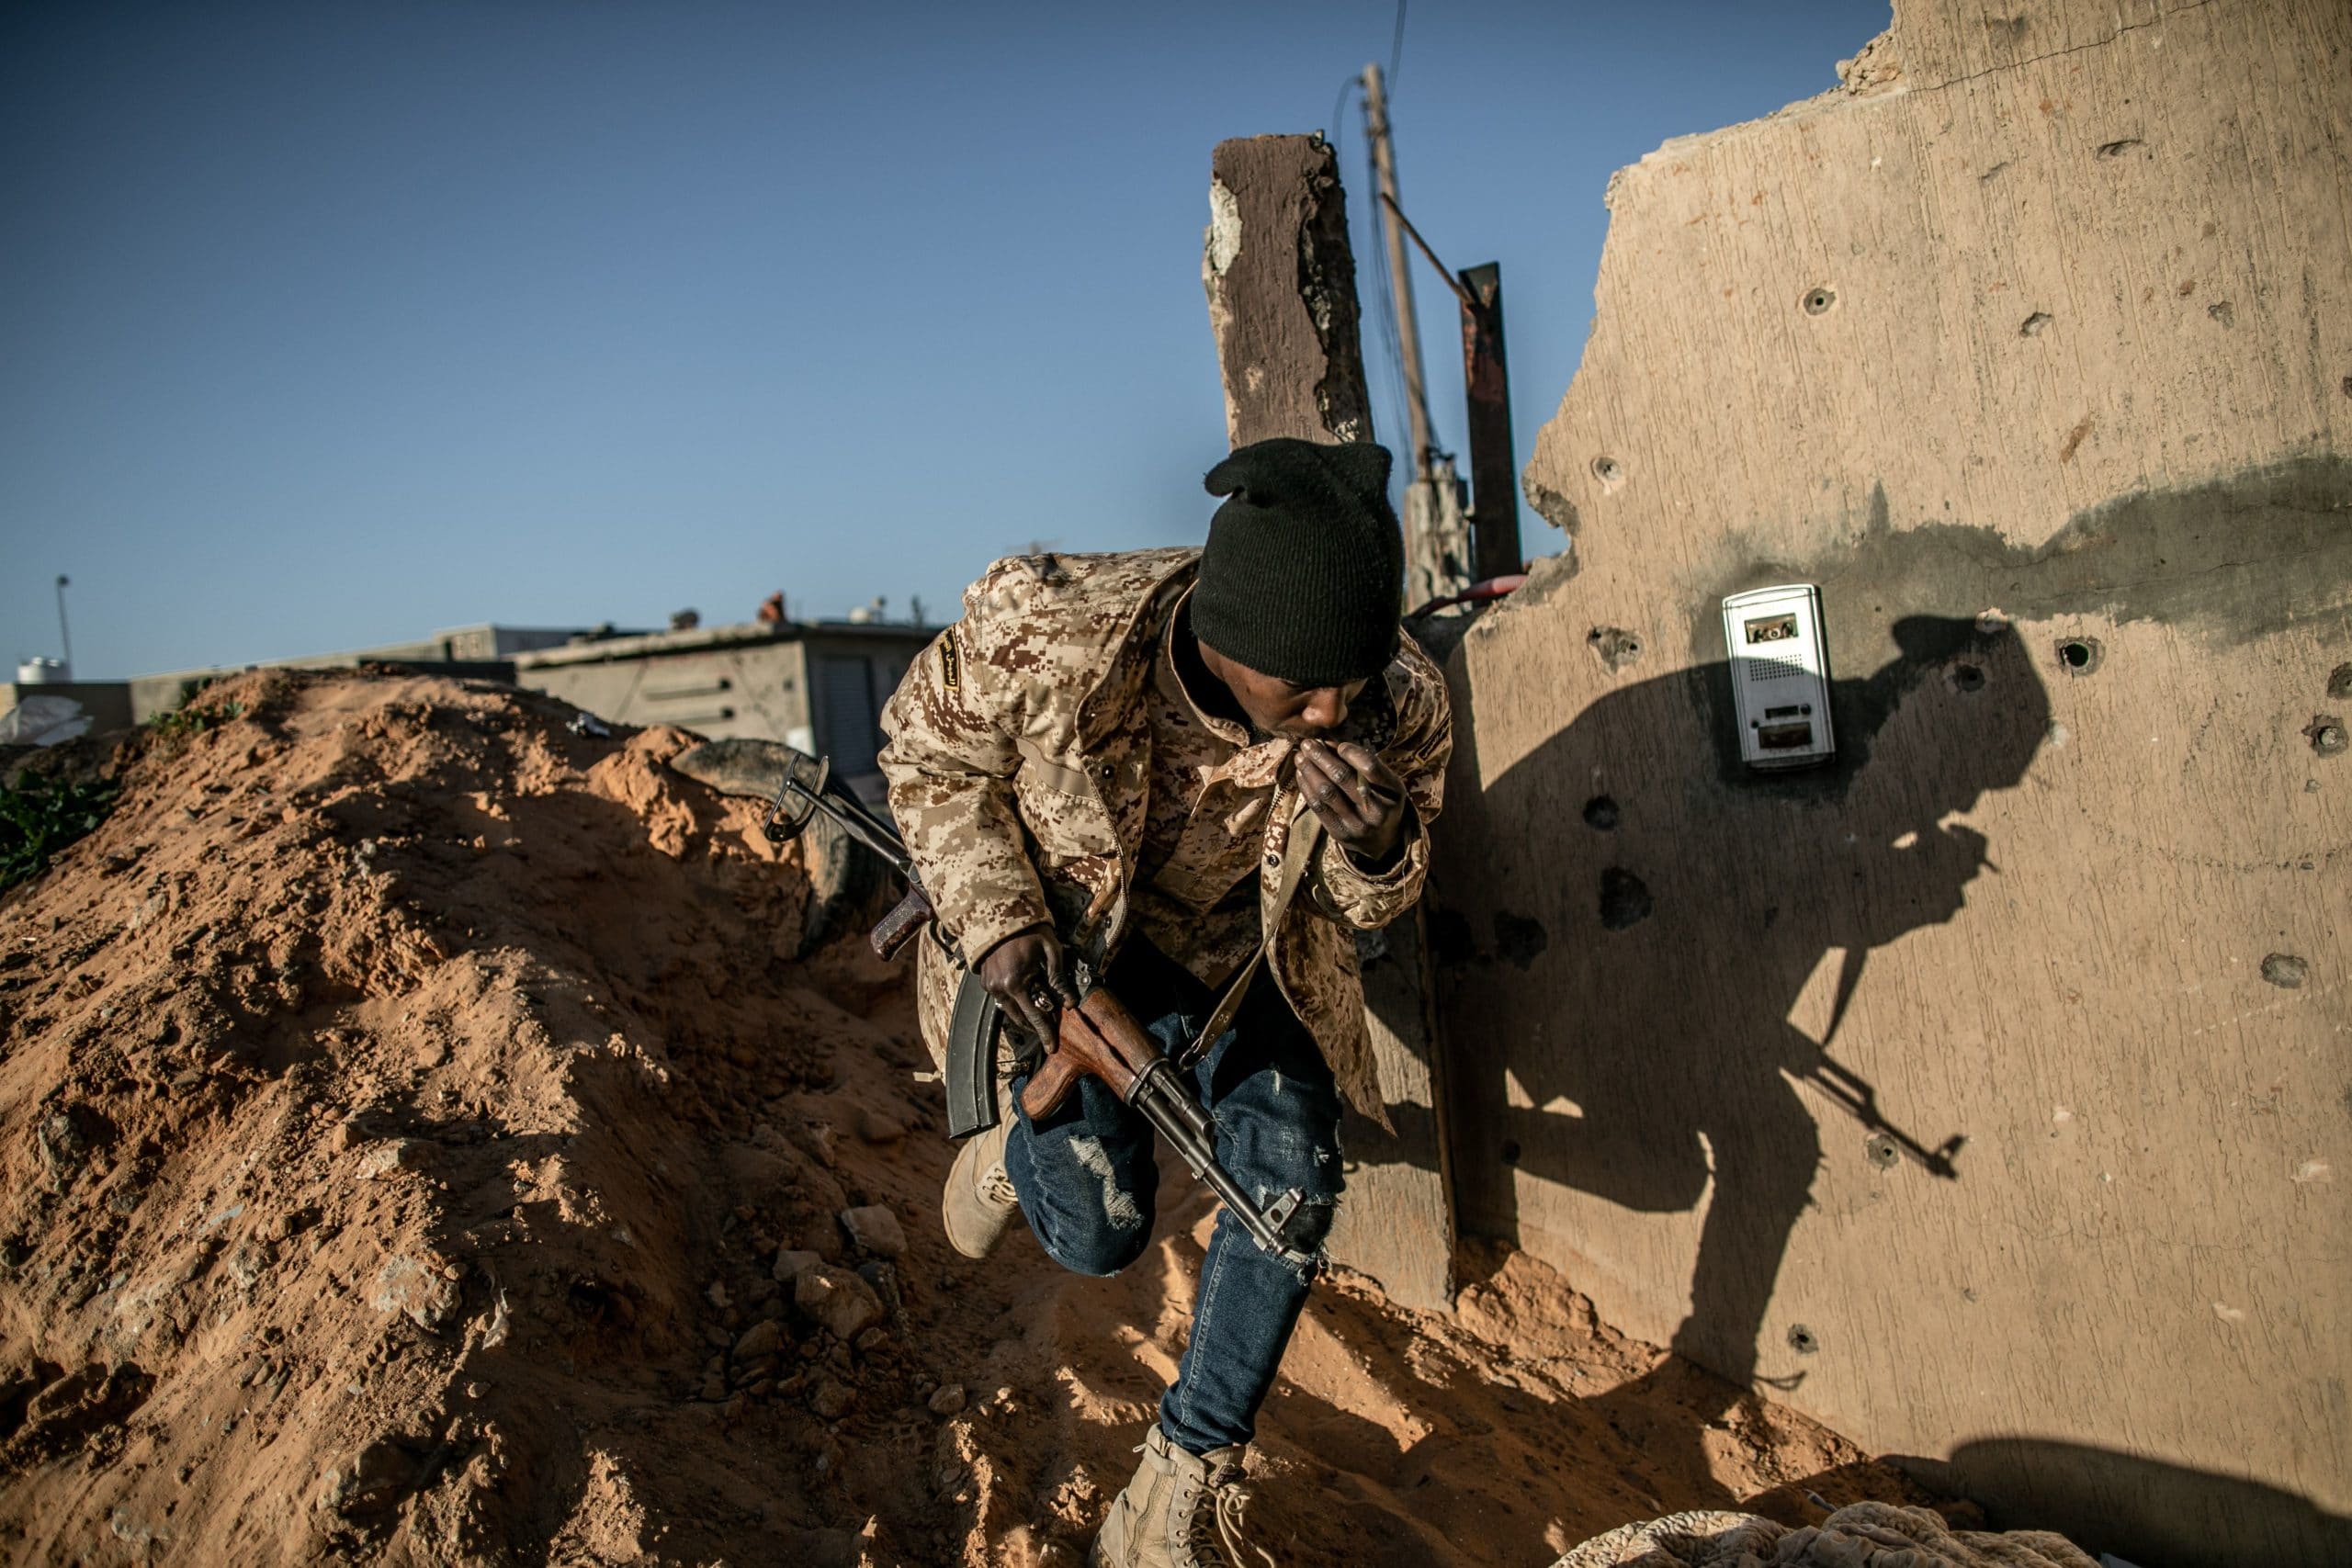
1, 1, 1890, 680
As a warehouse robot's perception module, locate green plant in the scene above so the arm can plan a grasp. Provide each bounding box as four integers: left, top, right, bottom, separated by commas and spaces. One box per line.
0, 772, 120, 893
149, 698, 245, 743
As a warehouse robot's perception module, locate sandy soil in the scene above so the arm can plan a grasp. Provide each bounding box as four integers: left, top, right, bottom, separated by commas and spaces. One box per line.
0, 669, 1946, 1566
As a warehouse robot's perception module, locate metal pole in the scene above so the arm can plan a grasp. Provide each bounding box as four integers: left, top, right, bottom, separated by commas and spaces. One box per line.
54, 575, 71, 676
1361, 63, 1432, 479
1458, 264, 1522, 581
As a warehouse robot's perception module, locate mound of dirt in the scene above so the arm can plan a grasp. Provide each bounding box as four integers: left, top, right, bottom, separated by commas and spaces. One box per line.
0, 669, 1941, 1565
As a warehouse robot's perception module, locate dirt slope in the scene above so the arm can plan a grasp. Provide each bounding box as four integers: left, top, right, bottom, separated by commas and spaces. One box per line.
0, 669, 1936, 1565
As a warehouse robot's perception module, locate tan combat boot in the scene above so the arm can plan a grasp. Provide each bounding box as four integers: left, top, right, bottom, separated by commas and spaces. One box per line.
1090, 1424, 1274, 1568
941, 1113, 1020, 1259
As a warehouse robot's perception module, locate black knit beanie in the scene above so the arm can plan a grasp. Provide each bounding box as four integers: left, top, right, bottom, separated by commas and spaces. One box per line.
1193, 438, 1403, 686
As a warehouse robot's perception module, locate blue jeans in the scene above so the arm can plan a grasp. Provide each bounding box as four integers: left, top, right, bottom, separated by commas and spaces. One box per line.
1003, 940, 1344, 1455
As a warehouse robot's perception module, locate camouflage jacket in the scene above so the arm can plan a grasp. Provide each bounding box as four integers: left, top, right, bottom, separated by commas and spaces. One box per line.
876, 547, 1452, 1122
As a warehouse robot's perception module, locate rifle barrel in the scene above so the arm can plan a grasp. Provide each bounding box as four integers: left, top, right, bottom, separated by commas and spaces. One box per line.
1130, 1085, 1313, 1269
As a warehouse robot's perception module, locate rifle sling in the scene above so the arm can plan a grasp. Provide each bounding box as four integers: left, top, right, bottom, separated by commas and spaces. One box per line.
1176, 804, 1324, 1069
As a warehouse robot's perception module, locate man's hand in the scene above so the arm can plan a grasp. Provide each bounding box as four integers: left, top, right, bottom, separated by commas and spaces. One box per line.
1297, 739, 1407, 866
978, 926, 1079, 1050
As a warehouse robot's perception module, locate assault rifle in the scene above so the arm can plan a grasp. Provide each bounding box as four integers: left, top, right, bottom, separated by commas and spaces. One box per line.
752, 746, 1319, 1272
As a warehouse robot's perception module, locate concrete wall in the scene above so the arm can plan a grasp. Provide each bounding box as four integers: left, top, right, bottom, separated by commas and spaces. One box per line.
517, 636, 813, 747
0, 682, 134, 737
1430, 3, 2348, 1562
514, 624, 930, 789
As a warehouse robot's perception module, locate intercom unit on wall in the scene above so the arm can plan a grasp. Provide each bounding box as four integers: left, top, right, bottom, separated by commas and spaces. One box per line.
1721, 583, 1835, 771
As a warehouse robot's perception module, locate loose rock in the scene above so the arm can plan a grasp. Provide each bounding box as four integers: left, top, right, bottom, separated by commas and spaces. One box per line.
772, 1248, 822, 1283
839, 1204, 906, 1258
732, 1319, 786, 1361
795, 1264, 884, 1342
368, 1256, 459, 1333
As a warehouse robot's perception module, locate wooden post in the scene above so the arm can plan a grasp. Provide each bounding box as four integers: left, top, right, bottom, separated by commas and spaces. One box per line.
1361, 64, 1433, 479
1203, 135, 1371, 446
1459, 263, 1523, 581
1203, 133, 1457, 1313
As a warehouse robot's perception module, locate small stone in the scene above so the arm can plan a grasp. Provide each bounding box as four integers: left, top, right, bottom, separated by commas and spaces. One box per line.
854, 1326, 888, 1353
732, 1352, 783, 1386
927, 1383, 967, 1416
705, 1280, 732, 1310
771, 1248, 822, 1284
356, 1141, 420, 1180
732, 1320, 786, 1361
809, 1377, 855, 1419
856, 1109, 908, 1145
795, 1264, 885, 1342
839, 1205, 907, 1258
368, 1257, 459, 1333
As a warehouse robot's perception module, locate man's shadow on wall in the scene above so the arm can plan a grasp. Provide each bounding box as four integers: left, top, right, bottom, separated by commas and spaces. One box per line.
1426, 615, 2051, 1492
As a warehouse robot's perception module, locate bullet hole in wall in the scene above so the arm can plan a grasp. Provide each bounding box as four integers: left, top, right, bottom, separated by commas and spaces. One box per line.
1948, 663, 1986, 694
1802, 286, 1837, 316
1787, 1324, 1821, 1355
2261, 953, 2309, 989
1588, 626, 1645, 674
2329, 663, 2352, 700
1493, 912, 1549, 971
2307, 716, 2347, 758
1866, 1134, 1901, 1170
1582, 795, 1620, 831
1600, 868, 1653, 932
1590, 456, 1624, 489
2021, 311, 2053, 336
1426, 908, 1476, 966
2056, 637, 2103, 675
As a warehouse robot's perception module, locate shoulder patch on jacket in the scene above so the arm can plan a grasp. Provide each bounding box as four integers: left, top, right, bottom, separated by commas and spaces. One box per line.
937, 630, 962, 692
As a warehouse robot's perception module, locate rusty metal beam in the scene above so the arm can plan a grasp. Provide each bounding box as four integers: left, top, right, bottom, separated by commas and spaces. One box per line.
1459, 262, 1522, 581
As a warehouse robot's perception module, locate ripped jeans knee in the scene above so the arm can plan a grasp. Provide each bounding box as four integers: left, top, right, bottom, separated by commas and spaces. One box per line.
1003, 1075, 1160, 1278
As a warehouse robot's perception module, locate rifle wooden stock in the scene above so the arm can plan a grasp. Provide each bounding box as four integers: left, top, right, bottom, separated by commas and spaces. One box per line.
1018, 989, 1158, 1120
869, 886, 934, 960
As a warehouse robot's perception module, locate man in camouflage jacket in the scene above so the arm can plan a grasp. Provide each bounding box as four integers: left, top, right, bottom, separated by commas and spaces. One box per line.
877, 439, 1450, 1567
